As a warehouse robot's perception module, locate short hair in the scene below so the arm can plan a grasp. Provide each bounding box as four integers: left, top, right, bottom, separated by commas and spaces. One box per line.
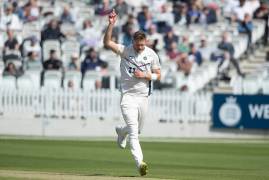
133, 31, 146, 41
27, 51, 33, 57
189, 43, 195, 48
50, 49, 56, 54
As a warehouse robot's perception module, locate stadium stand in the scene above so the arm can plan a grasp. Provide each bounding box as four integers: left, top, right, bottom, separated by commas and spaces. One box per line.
0, 0, 268, 95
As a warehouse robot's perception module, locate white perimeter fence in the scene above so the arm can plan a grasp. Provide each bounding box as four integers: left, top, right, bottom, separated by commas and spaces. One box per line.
0, 89, 212, 123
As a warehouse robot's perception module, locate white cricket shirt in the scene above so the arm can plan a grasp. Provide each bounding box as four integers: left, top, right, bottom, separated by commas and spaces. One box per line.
117, 44, 160, 96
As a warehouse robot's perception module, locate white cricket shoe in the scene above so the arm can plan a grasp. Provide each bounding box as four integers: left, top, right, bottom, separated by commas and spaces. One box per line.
115, 126, 127, 149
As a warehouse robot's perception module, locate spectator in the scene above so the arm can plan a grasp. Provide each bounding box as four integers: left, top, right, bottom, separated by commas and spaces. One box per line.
3, 62, 23, 78
122, 14, 139, 34
192, 0, 204, 10
122, 25, 134, 46
218, 32, 244, 76
186, 3, 201, 25
0, 4, 22, 31
23, 0, 40, 22
172, 2, 182, 24
43, 49, 63, 71
137, 5, 153, 32
68, 53, 80, 71
95, 0, 112, 16
223, 0, 239, 18
199, 7, 217, 25
41, 19, 66, 43
244, 0, 260, 18
155, 4, 175, 33
163, 27, 179, 51
81, 48, 106, 75
178, 35, 189, 53
199, 37, 216, 61
238, 13, 253, 52
147, 24, 164, 52
174, 3, 188, 25
189, 43, 203, 66
24, 51, 42, 70
232, 0, 247, 22
254, 1, 269, 45
4, 29, 19, 52
176, 53, 193, 75
68, 2, 79, 22
79, 19, 101, 48
23, 36, 41, 58
113, 0, 129, 19
60, 5, 75, 24
3, 29, 21, 62
11, 1, 24, 20
167, 41, 180, 61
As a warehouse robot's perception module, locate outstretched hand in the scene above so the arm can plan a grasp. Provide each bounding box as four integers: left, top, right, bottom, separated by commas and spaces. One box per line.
108, 9, 117, 25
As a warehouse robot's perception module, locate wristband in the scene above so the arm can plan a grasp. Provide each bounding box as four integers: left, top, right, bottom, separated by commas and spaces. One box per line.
151, 73, 158, 80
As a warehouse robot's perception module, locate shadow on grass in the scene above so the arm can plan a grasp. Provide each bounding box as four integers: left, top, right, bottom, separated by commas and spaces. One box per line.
84, 173, 137, 178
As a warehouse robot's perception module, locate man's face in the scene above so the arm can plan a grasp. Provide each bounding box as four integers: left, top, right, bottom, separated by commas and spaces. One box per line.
133, 39, 146, 53
51, 20, 58, 29
51, 52, 57, 59
89, 51, 97, 59
191, 46, 196, 53
7, 30, 13, 39
239, 0, 245, 6
5, 7, 12, 15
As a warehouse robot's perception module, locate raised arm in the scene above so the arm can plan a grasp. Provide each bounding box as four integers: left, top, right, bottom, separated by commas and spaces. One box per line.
103, 9, 121, 54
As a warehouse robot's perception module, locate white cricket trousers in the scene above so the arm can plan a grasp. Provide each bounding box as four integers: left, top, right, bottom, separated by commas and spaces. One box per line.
120, 93, 148, 167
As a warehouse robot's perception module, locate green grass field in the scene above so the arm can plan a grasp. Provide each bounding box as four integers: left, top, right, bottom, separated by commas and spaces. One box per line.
0, 138, 269, 180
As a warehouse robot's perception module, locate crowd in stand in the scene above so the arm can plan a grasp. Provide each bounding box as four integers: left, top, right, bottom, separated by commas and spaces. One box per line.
0, 0, 268, 90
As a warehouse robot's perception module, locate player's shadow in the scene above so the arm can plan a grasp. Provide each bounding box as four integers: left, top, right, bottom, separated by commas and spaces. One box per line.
86, 174, 136, 178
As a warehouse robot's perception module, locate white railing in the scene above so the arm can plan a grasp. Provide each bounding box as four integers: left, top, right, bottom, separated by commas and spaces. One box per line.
0, 88, 212, 123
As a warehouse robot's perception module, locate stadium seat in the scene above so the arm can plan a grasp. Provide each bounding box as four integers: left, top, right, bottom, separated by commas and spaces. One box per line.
43, 70, 62, 90
61, 40, 80, 67
1, 76, 17, 89
17, 75, 34, 90
5, 59, 22, 69
60, 23, 77, 36
42, 40, 61, 60
22, 23, 41, 40
25, 61, 43, 71
63, 71, 82, 90
61, 40, 80, 53
82, 71, 102, 90
24, 70, 41, 89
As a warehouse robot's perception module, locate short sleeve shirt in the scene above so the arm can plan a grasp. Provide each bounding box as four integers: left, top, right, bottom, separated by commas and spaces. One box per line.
117, 44, 160, 96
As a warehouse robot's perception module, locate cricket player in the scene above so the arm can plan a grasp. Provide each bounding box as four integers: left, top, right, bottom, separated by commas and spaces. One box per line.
103, 10, 161, 176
